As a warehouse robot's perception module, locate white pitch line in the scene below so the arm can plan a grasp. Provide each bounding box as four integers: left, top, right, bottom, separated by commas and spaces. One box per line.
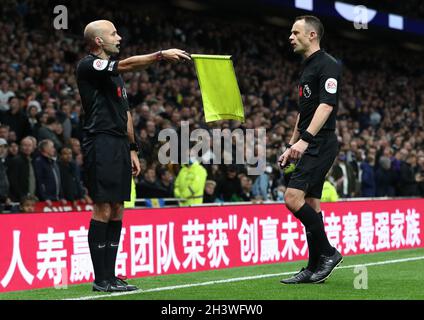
65, 255, 424, 300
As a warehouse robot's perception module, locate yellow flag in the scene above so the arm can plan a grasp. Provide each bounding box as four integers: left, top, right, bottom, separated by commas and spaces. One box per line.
192, 54, 244, 123
124, 178, 136, 209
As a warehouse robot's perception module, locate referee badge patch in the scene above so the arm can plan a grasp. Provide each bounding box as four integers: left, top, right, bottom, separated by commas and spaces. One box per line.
325, 78, 338, 94
93, 59, 108, 71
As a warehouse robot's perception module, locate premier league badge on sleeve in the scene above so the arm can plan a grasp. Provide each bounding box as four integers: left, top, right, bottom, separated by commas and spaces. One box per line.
303, 84, 311, 98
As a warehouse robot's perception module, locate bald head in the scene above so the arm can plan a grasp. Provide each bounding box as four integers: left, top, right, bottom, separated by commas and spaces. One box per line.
84, 20, 112, 44
84, 20, 122, 56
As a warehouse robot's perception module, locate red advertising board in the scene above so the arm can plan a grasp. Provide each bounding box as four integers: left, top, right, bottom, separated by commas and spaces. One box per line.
0, 199, 423, 292
33, 201, 94, 213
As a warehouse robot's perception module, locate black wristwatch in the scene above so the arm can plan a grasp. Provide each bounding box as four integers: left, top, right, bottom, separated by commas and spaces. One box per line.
130, 142, 139, 153
285, 143, 292, 149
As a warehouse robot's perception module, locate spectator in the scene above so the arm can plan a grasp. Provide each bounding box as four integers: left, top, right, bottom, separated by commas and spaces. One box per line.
37, 117, 63, 151
145, 120, 158, 147
215, 165, 242, 202
7, 136, 37, 202
375, 156, 397, 197
136, 167, 161, 198
174, 158, 207, 206
19, 195, 38, 213
56, 103, 73, 143
274, 185, 287, 202
138, 128, 154, 163
392, 148, 406, 178
0, 96, 31, 141
156, 167, 174, 198
321, 179, 339, 202
417, 155, 424, 197
360, 149, 377, 197
239, 175, 253, 201
0, 80, 15, 112
398, 155, 419, 196
331, 151, 357, 198
58, 147, 86, 203
68, 137, 83, 166
27, 103, 40, 135
70, 104, 84, 140
203, 180, 218, 203
7, 142, 19, 160
346, 140, 359, 164
0, 138, 10, 206
33, 139, 64, 204
32, 111, 48, 138
54, 122, 67, 149
10, 195, 39, 213
251, 165, 272, 201
0, 125, 9, 140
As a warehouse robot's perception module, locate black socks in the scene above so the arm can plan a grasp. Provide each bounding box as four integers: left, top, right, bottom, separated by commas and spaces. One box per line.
294, 203, 334, 264
88, 219, 123, 284
305, 212, 325, 271
88, 219, 108, 284
305, 228, 319, 271
105, 220, 123, 280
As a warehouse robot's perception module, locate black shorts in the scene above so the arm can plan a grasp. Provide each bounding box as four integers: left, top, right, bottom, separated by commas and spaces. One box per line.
82, 133, 131, 203
287, 131, 338, 199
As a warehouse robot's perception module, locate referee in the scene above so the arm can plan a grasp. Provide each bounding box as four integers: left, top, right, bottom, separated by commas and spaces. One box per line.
76, 20, 190, 292
278, 16, 342, 284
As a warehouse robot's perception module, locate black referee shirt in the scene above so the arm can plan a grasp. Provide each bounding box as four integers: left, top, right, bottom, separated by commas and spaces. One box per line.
297, 49, 341, 134
76, 54, 129, 137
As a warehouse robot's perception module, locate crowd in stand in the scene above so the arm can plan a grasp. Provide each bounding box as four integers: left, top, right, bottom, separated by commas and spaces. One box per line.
0, 0, 423, 211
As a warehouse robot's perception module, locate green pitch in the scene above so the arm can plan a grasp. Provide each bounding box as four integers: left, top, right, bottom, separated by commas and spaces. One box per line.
1, 248, 423, 300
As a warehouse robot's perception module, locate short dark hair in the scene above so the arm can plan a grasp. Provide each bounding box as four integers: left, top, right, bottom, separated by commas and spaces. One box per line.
20, 194, 38, 204
295, 15, 324, 41
46, 116, 58, 125
157, 167, 169, 178
38, 139, 53, 152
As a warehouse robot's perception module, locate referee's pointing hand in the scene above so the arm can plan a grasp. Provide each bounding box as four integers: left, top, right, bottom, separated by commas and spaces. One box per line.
162, 49, 191, 62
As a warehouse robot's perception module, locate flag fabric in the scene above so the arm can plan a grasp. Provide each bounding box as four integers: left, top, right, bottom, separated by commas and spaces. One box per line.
192, 54, 244, 123
124, 178, 136, 208
145, 198, 165, 208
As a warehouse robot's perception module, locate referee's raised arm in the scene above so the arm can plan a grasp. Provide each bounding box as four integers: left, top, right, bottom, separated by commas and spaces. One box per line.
83, 20, 191, 73
117, 49, 191, 73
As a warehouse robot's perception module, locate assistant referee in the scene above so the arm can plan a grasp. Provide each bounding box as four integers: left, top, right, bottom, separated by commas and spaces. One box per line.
278, 15, 342, 284
76, 20, 190, 292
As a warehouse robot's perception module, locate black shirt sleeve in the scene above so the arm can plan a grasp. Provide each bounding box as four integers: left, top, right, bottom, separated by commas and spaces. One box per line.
318, 59, 341, 107
77, 56, 120, 78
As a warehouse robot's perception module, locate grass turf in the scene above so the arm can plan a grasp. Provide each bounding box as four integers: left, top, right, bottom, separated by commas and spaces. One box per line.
1, 248, 423, 300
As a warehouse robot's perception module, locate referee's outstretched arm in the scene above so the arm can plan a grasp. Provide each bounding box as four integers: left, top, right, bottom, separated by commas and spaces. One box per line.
84, 20, 191, 74
118, 49, 191, 73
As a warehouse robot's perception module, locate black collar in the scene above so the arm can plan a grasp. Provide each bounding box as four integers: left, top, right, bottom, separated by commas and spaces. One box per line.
89, 53, 100, 59
302, 49, 323, 66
